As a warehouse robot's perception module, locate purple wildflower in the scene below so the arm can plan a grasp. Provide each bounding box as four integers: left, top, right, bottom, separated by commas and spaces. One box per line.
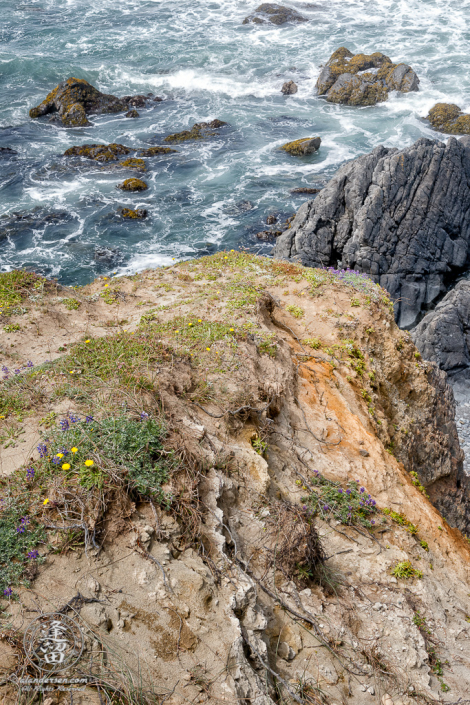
372, 500, 376, 506
20, 516, 30, 525
360, 487, 365, 493
60, 419, 70, 431
37, 444, 47, 458
68, 414, 80, 423
338, 488, 343, 494
1, 366, 8, 373
16, 526, 25, 533
3, 588, 12, 597
85, 415, 93, 423
26, 467, 35, 479
323, 505, 330, 511
14, 369, 20, 375
26, 361, 33, 368
346, 489, 351, 495
140, 412, 149, 420
52, 456, 61, 465
27, 550, 39, 559
371, 520, 375, 525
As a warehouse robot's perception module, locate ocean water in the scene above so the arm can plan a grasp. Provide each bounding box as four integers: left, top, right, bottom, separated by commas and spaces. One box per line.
1, 0, 470, 285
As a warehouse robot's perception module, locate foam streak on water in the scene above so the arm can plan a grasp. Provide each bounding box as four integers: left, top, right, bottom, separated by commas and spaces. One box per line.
1, 0, 469, 283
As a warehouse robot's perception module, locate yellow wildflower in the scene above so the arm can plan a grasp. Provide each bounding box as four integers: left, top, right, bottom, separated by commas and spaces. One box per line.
198, 319, 202, 322
84, 459, 94, 467
85, 339, 90, 343
230, 328, 234, 332
56, 453, 64, 459
71, 447, 78, 453
43, 498, 49, 506
62, 463, 71, 470
104, 284, 109, 288
206, 347, 211, 351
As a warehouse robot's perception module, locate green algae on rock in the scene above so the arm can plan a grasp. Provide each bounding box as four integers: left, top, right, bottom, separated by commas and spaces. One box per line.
64, 143, 131, 162
119, 158, 146, 171
29, 78, 152, 127
316, 47, 419, 106
117, 178, 148, 192
427, 103, 470, 134
243, 3, 308, 25
118, 207, 148, 219
164, 120, 227, 143
281, 137, 321, 156
138, 146, 178, 156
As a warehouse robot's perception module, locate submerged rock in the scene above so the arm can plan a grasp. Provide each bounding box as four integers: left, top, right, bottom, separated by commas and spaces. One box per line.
125, 109, 139, 118
243, 3, 308, 24
427, 103, 470, 135
29, 78, 154, 127
94, 247, 121, 263
290, 187, 320, 194
256, 230, 282, 240
0, 207, 71, 241
281, 137, 321, 156
281, 80, 298, 95
274, 136, 470, 328
117, 178, 148, 192
119, 158, 146, 171
164, 120, 227, 143
0, 147, 17, 156
118, 208, 148, 219
316, 47, 419, 106
138, 146, 178, 156
64, 143, 131, 162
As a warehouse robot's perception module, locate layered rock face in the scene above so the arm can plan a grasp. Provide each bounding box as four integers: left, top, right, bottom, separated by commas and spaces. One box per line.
274, 137, 470, 328
316, 47, 419, 106
29, 77, 152, 127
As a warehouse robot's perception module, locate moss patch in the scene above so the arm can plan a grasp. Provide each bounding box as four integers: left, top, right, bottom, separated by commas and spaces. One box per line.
427, 103, 470, 134
164, 120, 227, 143
117, 178, 148, 192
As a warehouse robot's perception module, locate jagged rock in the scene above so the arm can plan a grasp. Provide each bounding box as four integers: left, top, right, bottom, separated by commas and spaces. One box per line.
117, 178, 148, 192
164, 119, 227, 143
316, 47, 419, 106
290, 187, 320, 194
243, 3, 308, 25
256, 230, 282, 241
412, 281, 470, 375
274, 136, 470, 328
118, 208, 148, 219
281, 80, 298, 95
266, 215, 277, 225
281, 137, 321, 156
138, 146, 177, 156
29, 78, 153, 127
427, 103, 470, 135
125, 109, 139, 118
64, 143, 131, 162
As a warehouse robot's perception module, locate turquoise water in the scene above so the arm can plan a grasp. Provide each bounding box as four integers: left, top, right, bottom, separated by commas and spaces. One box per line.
1, 0, 470, 284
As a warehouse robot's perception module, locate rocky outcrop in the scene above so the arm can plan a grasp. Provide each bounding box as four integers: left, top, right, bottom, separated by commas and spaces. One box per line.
274, 136, 470, 328
281, 80, 298, 95
64, 143, 131, 162
316, 47, 419, 106
29, 78, 153, 127
0, 147, 17, 156
118, 207, 148, 219
138, 146, 177, 156
290, 187, 320, 194
243, 3, 308, 25
119, 158, 146, 171
117, 178, 148, 191
125, 109, 139, 118
412, 280, 470, 375
427, 102, 470, 135
164, 119, 227, 143
280, 137, 320, 156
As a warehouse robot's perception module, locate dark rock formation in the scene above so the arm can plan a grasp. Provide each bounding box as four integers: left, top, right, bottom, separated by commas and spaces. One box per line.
117, 178, 148, 192
29, 78, 154, 127
281, 80, 298, 95
412, 281, 470, 376
266, 215, 277, 225
0, 147, 17, 156
427, 103, 470, 135
119, 158, 146, 171
125, 109, 139, 118
274, 137, 470, 328
94, 247, 121, 263
281, 137, 320, 156
256, 230, 282, 241
164, 120, 227, 143
64, 143, 131, 162
316, 47, 419, 106
138, 146, 177, 156
290, 187, 320, 194
119, 208, 148, 219
243, 4, 308, 25
0, 208, 71, 241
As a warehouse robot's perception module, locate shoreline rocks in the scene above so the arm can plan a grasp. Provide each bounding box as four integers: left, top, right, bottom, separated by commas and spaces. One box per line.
119, 208, 148, 219
316, 47, 419, 106
281, 137, 320, 156
427, 103, 470, 135
117, 178, 148, 192
274, 136, 470, 329
243, 4, 308, 25
64, 143, 131, 162
164, 120, 227, 143
29, 78, 156, 127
